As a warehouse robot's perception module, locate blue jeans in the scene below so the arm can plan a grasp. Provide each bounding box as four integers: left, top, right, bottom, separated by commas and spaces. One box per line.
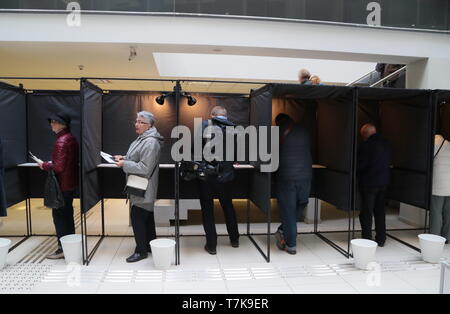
276, 178, 311, 248
430, 195, 450, 241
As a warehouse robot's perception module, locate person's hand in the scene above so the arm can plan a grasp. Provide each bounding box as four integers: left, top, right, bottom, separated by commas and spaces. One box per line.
116, 160, 125, 168
114, 155, 124, 161
38, 162, 44, 170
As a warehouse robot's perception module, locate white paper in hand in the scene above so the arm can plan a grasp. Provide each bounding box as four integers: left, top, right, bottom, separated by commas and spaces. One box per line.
29, 151, 43, 164
101, 151, 116, 164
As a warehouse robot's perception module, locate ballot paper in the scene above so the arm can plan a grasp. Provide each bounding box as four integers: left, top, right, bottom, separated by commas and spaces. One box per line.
101, 151, 116, 164
29, 151, 43, 164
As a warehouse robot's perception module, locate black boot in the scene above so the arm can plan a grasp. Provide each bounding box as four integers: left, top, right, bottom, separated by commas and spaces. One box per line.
126, 252, 148, 263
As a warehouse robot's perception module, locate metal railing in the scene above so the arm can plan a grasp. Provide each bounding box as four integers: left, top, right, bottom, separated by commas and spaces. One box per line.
346, 70, 379, 87
370, 66, 407, 88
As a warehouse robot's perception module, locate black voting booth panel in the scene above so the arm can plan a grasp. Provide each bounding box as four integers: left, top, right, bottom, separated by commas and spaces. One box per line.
80, 81, 102, 214
357, 88, 434, 210
0, 83, 27, 208
435, 90, 450, 141
250, 84, 356, 212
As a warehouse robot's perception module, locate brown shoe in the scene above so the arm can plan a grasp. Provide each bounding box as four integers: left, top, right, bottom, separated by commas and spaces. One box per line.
46, 249, 64, 260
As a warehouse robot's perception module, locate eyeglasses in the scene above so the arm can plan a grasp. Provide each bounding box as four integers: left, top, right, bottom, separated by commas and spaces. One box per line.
135, 120, 149, 125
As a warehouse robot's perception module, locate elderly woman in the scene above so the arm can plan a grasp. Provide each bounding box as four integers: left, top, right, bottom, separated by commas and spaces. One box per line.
115, 111, 164, 263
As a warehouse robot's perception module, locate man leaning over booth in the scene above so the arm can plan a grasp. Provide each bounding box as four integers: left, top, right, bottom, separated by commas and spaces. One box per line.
274, 113, 312, 255
357, 124, 392, 247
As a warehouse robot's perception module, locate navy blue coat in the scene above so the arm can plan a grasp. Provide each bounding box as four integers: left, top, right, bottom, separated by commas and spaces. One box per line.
357, 133, 392, 188
277, 123, 313, 181
0, 139, 7, 217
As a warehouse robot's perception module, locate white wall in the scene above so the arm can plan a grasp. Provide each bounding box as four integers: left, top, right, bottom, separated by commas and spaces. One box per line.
1, 12, 449, 63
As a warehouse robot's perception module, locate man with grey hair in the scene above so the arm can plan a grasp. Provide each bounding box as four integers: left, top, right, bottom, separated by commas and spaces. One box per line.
115, 111, 164, 263
198, 105, 240, 255
357, 123, 392, 247
298, 69, 312, 85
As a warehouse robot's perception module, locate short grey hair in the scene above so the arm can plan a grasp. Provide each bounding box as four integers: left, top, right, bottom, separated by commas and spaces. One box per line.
137, 111, 156, 126
211, 106, 227, 117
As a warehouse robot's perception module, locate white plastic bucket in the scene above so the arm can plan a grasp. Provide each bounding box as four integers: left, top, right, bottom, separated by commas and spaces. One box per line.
150, 239, 176, 270
351, 239, 378, 270
418, 234, 446, 264
0, 238, 11, 270
60, 234, 83, 265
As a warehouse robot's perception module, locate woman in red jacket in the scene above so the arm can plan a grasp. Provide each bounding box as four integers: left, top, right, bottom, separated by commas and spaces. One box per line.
38, 112, 79, 260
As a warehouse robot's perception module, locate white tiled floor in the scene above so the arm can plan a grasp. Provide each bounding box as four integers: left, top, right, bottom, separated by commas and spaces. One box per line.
1, 232, 449, 294
1, 199, 448, 294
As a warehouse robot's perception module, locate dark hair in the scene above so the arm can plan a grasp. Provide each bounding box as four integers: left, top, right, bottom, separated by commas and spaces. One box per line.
275, 113, 292, 126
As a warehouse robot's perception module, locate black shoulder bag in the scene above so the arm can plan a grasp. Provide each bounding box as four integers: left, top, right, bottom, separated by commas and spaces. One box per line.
44, 170, 65, 209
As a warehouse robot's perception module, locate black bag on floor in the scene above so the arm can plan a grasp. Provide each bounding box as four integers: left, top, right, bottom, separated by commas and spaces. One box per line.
44, 170, 65, 209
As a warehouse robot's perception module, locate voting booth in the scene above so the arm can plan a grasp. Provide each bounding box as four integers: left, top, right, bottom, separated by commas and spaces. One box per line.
250, 84, 357, 257
357, 88, 435, 250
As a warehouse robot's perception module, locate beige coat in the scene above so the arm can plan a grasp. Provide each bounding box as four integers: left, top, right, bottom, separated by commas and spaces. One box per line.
433, 135, 450, 196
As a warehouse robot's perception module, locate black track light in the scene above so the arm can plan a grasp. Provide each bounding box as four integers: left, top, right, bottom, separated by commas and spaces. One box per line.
155, 90, 197, 106
156, 95, 166, 105
187, 95, 197, 106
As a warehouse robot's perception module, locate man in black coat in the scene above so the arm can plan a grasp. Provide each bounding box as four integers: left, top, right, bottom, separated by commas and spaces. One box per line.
357, 124, 392, 247
0, 139, 7, 217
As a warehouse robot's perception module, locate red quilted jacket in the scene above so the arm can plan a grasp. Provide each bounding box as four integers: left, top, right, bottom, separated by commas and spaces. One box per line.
42, 129, 79, 192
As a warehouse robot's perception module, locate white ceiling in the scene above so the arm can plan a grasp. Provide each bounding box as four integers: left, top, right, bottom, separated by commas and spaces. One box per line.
0, 42, 375, 92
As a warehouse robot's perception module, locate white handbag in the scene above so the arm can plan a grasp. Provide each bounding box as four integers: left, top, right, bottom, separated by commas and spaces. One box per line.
124, 164, 158, 198
125, 175, 149, 197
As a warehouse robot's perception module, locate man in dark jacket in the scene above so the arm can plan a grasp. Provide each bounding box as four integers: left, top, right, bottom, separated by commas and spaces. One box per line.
198, 106, 239, 255
275, 114, 312, 255
0, 139, 7, 217
357, 124, 392, 247
39, 112, 79, 259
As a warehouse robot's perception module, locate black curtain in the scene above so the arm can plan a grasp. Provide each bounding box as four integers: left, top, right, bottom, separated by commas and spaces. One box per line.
81, 81, 103, 213
358, 87, 433, 209
436, 90, 450, 141
0, 83, 27, 209
268, 84, 355, 211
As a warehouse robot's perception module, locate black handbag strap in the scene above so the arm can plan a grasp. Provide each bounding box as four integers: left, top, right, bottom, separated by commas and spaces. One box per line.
148, 162, 158, 179
434, 138, 446, 159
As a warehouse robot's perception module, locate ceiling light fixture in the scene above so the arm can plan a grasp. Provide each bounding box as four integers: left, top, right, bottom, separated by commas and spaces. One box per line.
155, 90, 197, 106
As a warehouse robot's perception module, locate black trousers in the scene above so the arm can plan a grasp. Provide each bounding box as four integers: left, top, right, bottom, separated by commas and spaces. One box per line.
198, 177, 239, 250
131, 205, 156, 254
52, 190, 75, 249
359, 186, 387, 243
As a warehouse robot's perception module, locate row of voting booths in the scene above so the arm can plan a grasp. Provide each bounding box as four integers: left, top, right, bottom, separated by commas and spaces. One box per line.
0, 78, 449, 265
